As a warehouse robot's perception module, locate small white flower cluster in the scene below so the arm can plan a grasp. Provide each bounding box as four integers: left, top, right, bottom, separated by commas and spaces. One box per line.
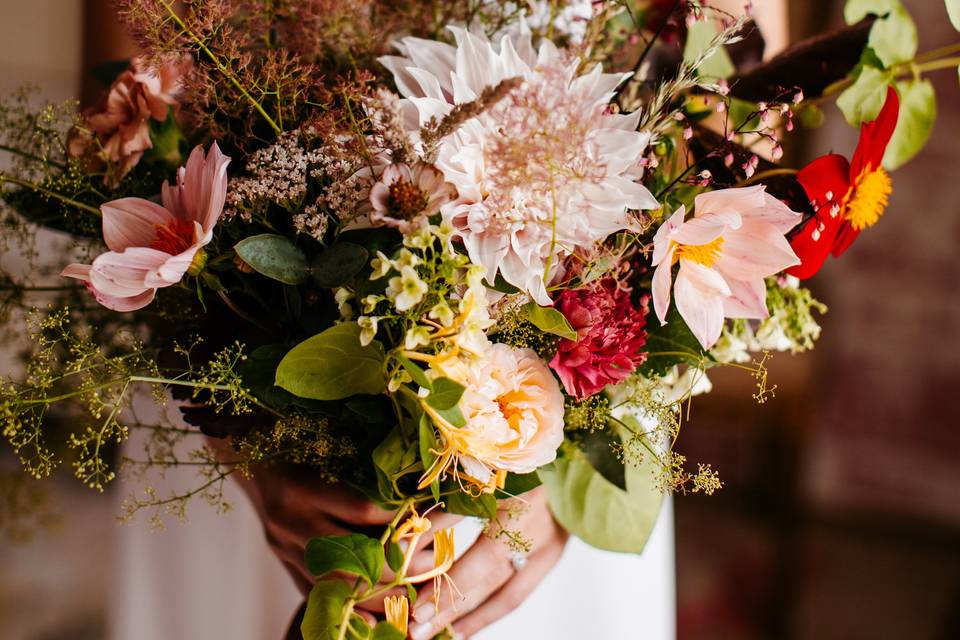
710, 276, 826, 364
226, 131, 325, 221
308, 146, 369, 229
347, 224, 494, 389
291, 204, 328, 242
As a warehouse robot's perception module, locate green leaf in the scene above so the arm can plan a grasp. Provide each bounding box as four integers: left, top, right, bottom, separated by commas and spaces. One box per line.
147, 107, 184, 167
444, 491, 498, 520
304, 534, 384, 588
426, 377, 465, 410
235, 234, 309, 285
883, 79, 936, 170
837, 66, 893, 126
639, 304, 710, 377
372, 425, 418, 499
538, 424, 663, 553
845, 0, 917, 67
311, 242, 370, 288
683, 18, 735, 80
237, 343, 294, 408
949, 0, 960, 31
395, 353, 433, 391
581, 428, 626, 491
434, 404, 466, 428
276, 323, 385, 400
419, 414, 438, 471
521, 302, 578, 341
301, 580, 352, 640
386, 541, 405, 573
372, 623, 406, 640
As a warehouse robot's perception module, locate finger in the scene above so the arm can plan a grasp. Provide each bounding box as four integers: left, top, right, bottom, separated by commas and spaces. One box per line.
453, 535, 567, 637
265, 509, 352, 549
409, 535, 514, 640
314, 486, 397, 526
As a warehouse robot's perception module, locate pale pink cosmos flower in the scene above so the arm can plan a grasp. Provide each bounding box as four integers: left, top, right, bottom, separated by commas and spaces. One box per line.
71, 56, 190, 183
62, 144, 230, 312
369, 162, 457, 234
650, 186, 801, 350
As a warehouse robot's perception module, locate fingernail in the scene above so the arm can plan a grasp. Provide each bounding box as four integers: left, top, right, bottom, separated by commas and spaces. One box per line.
412, 604, 435, 624
410, 622, 433, 640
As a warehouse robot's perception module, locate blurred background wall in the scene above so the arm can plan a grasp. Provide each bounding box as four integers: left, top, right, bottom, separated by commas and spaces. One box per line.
0, 1, 958, 639
675, 2, 960, 639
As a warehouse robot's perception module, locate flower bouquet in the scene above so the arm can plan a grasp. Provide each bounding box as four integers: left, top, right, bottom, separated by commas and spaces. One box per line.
0, 1, 952, 638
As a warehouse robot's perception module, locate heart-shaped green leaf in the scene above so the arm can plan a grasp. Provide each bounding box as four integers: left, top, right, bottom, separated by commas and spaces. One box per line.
235, 233, 309, 285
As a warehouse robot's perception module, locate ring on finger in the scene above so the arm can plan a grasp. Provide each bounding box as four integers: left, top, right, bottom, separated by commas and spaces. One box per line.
509, 550, 528, 572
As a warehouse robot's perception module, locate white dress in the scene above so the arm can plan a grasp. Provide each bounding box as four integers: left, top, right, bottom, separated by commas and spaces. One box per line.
110, 445, 676, 640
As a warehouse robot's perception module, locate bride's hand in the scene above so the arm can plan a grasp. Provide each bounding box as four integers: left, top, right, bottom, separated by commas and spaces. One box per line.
211, 448, 461, 612
410, 487, 568, 640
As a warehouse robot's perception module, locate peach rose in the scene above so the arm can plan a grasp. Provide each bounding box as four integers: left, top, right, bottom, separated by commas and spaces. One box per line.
427, 343, 565, 487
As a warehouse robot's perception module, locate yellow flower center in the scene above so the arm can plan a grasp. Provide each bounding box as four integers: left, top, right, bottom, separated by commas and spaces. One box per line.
673, 236, 724, 268
845, 167, 891, 230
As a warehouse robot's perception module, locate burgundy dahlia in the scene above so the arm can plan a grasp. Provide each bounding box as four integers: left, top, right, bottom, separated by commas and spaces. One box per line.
549, 278, 649, 399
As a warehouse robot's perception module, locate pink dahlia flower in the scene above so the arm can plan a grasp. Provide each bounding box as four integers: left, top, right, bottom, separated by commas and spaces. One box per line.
71, 56, 189, 183
651, 186, 801, 350
379, 26, 657, 304
549, 278, 649, 399
62, 144, 230, 312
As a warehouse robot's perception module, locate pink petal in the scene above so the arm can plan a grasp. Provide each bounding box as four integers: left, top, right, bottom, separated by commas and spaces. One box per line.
716, 221, 800, 280
651, 207, 686, 266
101, 197, 173, 252
678, 260, 731, 298
89, 247, 171, 298
672, 216, 727, 246
197, 142, 231, 231
154, 244, 201, 285
61, 263, 92, 281
722, 277, 769, 319
675, 269, 725, 350
93, 288, 157, 312
651, 259, 674, 323
695, 185, 766, 217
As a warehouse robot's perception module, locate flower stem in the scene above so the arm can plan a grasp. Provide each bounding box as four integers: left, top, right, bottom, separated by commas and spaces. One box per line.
1, 175, 101, 216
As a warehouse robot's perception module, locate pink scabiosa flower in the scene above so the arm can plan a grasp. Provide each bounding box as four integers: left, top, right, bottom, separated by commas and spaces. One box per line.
62, 144, 230, 312
422, 343, 565, 490
379, 26, 658, 304
651, 186, 801, 350
71, 56, 189, 183
369, 162, 457, 234
549, 278, 649, 399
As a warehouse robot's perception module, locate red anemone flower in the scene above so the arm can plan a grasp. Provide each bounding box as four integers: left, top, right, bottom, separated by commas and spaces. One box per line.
787, 86, 900, 279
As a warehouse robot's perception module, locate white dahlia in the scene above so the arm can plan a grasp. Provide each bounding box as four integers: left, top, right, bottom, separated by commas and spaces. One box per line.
380, 26, 658, 304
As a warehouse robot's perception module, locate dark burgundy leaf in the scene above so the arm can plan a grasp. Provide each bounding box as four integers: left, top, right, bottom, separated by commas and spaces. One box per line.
728, 17, 876, 102
688, 125, 814, 220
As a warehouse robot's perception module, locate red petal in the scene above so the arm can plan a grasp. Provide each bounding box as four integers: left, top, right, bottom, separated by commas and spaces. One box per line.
831, 222, 860, 257
797, 154, 851, 205
786, 207, 844, 279
850, 86, 900, 177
